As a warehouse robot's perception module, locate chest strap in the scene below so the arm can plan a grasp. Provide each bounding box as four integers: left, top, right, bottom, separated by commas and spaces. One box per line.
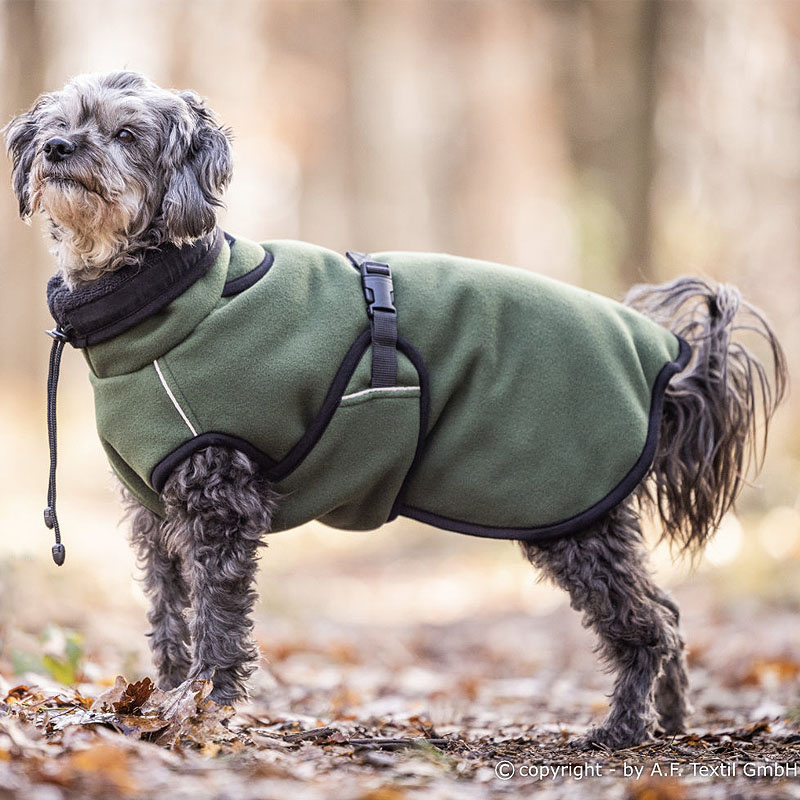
346, 251, 398, 388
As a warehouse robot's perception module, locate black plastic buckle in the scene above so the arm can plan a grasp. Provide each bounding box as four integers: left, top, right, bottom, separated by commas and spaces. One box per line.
360, 261, 396, 318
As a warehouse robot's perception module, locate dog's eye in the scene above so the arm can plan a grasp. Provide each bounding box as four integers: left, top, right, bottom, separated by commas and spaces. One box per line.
116, 129, 135, 143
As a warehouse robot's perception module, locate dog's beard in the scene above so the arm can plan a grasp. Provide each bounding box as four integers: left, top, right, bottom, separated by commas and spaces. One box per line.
31, 163, 148, 288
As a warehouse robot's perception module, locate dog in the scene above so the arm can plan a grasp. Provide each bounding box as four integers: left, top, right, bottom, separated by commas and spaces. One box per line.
3, 71, 787, 750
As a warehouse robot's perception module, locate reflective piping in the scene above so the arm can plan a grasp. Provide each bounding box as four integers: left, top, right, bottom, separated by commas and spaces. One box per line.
340, 385, 420, 402
153, 359, 198, 437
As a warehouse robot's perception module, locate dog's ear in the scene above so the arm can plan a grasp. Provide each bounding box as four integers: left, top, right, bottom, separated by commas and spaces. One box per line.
160, 91, 233, 241
3, 107, 41, 219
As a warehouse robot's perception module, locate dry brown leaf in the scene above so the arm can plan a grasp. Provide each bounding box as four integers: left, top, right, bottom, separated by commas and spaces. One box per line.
741, 658, 800, 687
143, 677, 210, 721
328, 685, 362, 715
0, 716, 50, 757
138, 678, 229, 748
45, 679, 168, 739
43, 675, 232, 748
455, 675, 482, 702
200, 741, 221, 758
48, 708, 135, 734
628, 778, 685, 800
114, 677, 156, 715
90, 675, 128, 712
116, 715, 170, 736
359, 787, 408, 800
262, 638, 315, 662
328, 641, 361, 665
65, 742, 140, 796
407, 715, 437, 738
4, 685, 32, 703
72, 690, 95, 710
181, 701, 235, 745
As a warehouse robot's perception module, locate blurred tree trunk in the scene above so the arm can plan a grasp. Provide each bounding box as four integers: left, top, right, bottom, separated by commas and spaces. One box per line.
346, 0, 444, 252
553, 0, 661, 288
0, 0, 47, 385
261, 0, 357, 249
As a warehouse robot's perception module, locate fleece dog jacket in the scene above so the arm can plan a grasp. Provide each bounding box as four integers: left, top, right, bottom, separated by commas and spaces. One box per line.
47, 228, 691, 542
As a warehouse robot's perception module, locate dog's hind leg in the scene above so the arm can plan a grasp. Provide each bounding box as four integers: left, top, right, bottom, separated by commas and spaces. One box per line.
519, 501, 686, 749
647, 588, 690, 735
161, 446, 278, 704
125, 494, 192, 689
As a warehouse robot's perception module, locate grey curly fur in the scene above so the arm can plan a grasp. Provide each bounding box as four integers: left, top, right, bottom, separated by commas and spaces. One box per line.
626, 278, 787, 554
4, 71, 788, 746
520, 501, 689, 749
129, 448, 278, 704
125, 495, 192, 689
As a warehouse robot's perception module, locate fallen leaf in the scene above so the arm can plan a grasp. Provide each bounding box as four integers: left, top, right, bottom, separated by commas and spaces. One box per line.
359, 786, 407, 800
91, 676, 128, 712
628, 778, 685, 800
201, 741, 221, 758
5, 685, 31, 702
741, 658, 800, 687
114, 677, 156, 715
65, 742, 140, 796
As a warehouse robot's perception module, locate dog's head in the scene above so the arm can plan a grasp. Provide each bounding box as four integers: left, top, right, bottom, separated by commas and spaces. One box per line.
3, 71, 232, 286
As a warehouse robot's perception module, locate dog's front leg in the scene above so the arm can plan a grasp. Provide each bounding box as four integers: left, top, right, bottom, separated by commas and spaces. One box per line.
125, 493, 192, 689
161, 446, 277, 704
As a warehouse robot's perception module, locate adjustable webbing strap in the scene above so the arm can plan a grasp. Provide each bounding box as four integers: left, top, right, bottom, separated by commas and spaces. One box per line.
346, 251, 398, 388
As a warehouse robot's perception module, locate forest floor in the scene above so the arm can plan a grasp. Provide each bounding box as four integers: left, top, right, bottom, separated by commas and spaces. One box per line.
1, 517, 800, 800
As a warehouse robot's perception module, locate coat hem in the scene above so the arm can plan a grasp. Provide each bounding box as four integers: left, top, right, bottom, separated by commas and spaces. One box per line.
394, 335, 692, 542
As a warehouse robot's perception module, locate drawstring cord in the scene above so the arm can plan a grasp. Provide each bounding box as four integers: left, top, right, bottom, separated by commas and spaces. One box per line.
44, 326, 68, 566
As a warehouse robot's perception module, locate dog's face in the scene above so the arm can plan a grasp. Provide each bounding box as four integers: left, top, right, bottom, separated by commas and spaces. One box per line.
3, 71, 232, 286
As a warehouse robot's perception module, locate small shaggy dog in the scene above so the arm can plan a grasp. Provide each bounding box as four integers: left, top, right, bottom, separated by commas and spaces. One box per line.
4, 71, 787, 749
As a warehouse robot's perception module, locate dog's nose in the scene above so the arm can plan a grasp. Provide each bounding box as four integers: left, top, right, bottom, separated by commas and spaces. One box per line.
43, 137, 76, 163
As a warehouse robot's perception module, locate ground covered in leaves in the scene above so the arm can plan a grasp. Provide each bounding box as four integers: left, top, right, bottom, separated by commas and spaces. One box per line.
2, 669, 800, 800
1, 520, 800, 799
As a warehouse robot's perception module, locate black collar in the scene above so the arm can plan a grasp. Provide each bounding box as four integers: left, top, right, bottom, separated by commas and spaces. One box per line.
46, 228, 224, 348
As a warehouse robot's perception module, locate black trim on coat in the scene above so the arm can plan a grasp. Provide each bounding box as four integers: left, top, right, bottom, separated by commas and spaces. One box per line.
387, 337, 430, 521
393, 336, 692, 542
262, 330, 372, 481
151, 432, 278, 492
221, 248, 274, 297
150, 330, 373, 492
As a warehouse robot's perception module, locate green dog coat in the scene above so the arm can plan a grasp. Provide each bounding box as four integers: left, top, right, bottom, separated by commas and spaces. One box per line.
47, 228, 690, 542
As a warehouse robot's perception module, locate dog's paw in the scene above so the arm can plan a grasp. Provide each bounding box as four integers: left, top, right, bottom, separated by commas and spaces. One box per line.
571, 726, 654, 751
189, 664, 245, 706
656, 715, 686, 736
208, 687, 239, 707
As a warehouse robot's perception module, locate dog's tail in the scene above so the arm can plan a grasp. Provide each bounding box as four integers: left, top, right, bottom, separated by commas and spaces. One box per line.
625, 277, 788, 555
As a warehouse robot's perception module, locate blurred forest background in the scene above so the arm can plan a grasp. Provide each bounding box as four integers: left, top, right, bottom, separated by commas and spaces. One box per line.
0, 1, 799, 797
